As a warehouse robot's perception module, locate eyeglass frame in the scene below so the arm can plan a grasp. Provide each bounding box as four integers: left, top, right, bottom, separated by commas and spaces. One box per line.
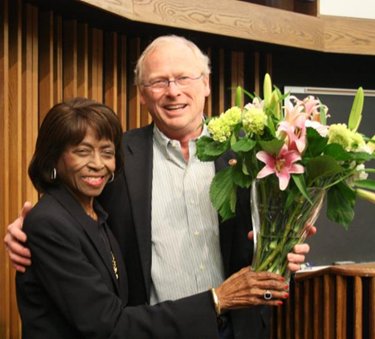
141, 74, 204, 92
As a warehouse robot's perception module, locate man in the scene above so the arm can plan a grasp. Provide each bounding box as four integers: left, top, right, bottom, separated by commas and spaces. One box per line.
5, 35, 312, 338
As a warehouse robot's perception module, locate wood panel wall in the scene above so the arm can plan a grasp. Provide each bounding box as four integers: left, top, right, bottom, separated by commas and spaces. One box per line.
2, 1, 373, 338
0, 1, 266, 337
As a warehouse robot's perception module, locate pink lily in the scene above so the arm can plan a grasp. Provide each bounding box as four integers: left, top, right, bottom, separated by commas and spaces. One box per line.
301, 95, 321, 118
256, 146, 304, 190
278, 96, 308, 152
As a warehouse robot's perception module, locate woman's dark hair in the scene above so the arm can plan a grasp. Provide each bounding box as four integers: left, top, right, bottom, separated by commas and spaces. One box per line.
28, 97, 124, 193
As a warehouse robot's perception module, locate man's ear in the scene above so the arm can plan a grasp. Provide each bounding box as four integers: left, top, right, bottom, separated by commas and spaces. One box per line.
203, 75, 211, 98
139, 88, 146, 105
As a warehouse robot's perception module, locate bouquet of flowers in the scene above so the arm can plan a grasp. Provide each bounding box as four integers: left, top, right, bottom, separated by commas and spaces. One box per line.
196, 74, 375, 277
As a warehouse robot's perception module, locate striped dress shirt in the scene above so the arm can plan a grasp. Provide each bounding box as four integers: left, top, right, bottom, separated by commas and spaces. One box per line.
150, 125, 225, 305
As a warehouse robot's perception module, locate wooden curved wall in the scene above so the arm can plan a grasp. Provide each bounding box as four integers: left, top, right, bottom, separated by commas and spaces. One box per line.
0, 1, 268, 337
1, 1, 374, 338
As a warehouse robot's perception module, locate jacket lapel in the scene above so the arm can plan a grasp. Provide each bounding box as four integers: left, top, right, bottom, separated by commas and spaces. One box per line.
48, 185, 121, 293
122, 124, 154, 301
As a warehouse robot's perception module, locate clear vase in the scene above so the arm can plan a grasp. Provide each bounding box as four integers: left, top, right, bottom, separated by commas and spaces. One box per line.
250, 177, 325, 280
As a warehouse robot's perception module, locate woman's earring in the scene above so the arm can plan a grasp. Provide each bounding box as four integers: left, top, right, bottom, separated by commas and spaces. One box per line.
108, 172, 115, 183
51, 168, 57, 180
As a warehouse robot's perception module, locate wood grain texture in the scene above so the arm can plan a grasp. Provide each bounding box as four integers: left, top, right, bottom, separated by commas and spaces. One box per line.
1, 1, 374, 338
80, 0, 375, 55
275, 263, 375, 339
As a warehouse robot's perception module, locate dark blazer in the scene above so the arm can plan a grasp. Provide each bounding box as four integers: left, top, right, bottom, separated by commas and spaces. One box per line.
100, 124, 271, 339
16, 185, 219, 339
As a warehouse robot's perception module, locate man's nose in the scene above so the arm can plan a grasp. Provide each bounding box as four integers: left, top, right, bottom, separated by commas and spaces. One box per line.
165, 80, 181, 96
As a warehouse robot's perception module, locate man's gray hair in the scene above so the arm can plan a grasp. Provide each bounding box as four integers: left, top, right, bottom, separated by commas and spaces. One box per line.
134, 35, 211, 86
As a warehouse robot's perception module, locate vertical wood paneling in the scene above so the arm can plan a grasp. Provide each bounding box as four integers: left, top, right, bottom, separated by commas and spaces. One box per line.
313, 277, 322, 339
353, 276, 363, 338
104, 31, 118, 110
117, 35, 128, 131
0, 0, 10, 338
39, 10, 55, 119
217, 49, 225, 115
89, 27, 103, 102
54, 15, 63, 106
336, 275, 347, 339
0, 2, 261, 337
22, 3, 38, 203
77, 22, 89, 98
127, 37, 142, 130
8, 1, 23, 337
63, 19, 78, 99
230, 51, 244, 107
370, 278, 375, 338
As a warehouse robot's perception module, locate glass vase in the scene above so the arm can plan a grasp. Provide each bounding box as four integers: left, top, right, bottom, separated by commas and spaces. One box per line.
250, 177, 325, 280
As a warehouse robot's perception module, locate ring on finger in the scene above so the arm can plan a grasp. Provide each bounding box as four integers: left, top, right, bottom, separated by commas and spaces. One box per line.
263, 290, 272, 300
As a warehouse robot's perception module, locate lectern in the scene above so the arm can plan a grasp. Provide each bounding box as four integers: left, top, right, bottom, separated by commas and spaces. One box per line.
271, 262, 375, 339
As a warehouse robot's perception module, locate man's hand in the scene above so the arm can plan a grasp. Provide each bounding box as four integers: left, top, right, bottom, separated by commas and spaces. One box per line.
287, 225, 316, 272
248, 225, 317, 272
4, 202, 33, 272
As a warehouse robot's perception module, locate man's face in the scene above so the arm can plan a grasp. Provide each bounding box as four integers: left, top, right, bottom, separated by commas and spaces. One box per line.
139, 42, 210, 141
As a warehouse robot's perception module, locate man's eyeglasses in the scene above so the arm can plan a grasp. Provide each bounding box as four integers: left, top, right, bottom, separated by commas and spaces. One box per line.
142, 74, 203, 92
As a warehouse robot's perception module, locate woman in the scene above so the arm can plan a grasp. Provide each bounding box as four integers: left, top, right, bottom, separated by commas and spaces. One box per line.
16, 97, 288, 339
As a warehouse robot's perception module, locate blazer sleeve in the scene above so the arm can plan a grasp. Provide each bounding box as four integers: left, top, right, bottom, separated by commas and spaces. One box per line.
22, 210, 219, 339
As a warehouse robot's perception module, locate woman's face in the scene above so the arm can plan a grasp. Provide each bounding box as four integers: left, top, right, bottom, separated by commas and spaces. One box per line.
56, 126, 116, 209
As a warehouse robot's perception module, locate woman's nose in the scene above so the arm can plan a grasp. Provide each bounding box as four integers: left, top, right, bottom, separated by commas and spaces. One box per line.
88, 153, 105, 169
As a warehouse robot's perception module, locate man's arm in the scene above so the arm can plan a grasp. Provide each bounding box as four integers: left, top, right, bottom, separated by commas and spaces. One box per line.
4, 202, 33, 272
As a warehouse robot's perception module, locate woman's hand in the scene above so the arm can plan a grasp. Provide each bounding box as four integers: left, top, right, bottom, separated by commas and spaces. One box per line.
215, 267, 288, 312
4, 202, 33, 272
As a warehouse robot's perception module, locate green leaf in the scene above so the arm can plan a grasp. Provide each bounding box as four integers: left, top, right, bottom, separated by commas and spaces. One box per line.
196, 136, 229, 161
323, 144, 352, 161
231, 138, 256, 153
233, 161, 252, 188
258, 139, 284, 156
292, 175, 312, 204
306, 155, 343, 184
348, 151, 374, 162
326, 182, 356, 229
209, 167, 236, 221
353, 179, 375, 191
305, 128, 327, 157
348, 87, 364, 132
266, 114, 276, 136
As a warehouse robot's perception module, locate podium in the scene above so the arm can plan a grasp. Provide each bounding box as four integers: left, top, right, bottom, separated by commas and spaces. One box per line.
271, 262, 375, 339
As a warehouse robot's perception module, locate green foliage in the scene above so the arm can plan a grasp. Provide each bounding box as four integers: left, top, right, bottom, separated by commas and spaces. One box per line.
196, 136, 228, 161
209, 167, 237, 221
196, 73, 375, 229
327, 182, 356, 229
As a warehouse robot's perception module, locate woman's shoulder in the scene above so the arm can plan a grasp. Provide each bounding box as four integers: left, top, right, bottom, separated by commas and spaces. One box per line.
24, 193, 73, 234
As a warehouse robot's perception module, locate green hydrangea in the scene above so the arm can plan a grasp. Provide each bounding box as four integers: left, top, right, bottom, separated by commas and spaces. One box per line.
207, 107, 241, 142
242, 107, 267, 135
328, 123, 366, 151
207, 117, 232, 142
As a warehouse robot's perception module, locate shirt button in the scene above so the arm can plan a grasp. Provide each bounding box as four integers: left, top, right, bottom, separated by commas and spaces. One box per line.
194, 230, 200, 236
199, 264, 205, 270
